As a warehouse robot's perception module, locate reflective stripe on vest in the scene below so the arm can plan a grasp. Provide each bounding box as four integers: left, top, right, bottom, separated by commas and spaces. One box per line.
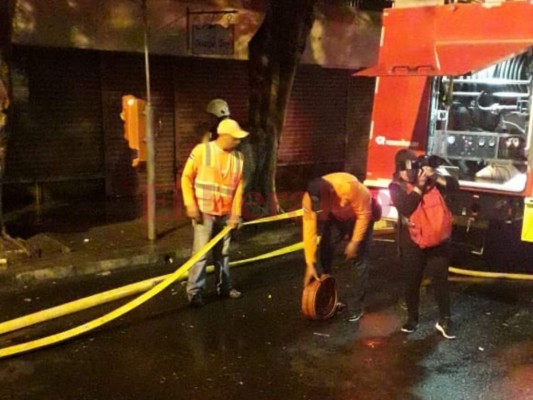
194, 141, 243, 215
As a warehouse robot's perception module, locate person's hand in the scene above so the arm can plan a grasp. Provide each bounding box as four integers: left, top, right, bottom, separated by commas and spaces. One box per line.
186, 204, 202, 223
421, 167, 440, 189
303, 264, 319, 287
422, 166, 436, 178
417, 169, 429, 188
344, 241, 359, 260
227, 215, 242, 229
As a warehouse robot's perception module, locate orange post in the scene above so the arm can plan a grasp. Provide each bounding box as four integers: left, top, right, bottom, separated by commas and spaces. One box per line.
120, 95, 147, 167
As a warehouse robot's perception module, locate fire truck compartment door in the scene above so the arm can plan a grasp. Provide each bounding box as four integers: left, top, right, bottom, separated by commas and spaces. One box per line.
356, 2, 533, 77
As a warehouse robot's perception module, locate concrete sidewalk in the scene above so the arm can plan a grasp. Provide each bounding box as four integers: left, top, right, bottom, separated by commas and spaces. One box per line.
0, 198, 304, 284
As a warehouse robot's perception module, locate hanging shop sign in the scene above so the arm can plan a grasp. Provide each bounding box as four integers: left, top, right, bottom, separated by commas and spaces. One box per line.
187, 8, 237, 56
191, 24, 234, 55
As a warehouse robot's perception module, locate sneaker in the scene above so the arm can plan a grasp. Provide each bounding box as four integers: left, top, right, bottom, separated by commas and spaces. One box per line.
219, 288, 243, 299
436, 319, 457, 340
189, 294, 204, 308
401, 319, 418, 333
348, 309, 364, 322
335, 302, 347, 314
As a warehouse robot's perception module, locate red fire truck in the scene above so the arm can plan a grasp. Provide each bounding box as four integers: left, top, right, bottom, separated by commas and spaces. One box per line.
358, 1, 533, 270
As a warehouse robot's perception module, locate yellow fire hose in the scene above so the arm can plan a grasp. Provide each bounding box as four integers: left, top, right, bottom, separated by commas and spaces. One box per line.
1, 242, 500, 338
448, 266, 533, 280
0, 210, 303, 359
0, 215, 387, 337
0, 242, 304, 336
0, 208, 531, 359
0, 227, 231, 358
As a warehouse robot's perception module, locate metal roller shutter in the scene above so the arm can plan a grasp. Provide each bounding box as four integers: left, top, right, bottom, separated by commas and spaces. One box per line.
173, 57, 249, 177
150, 57, 176, 193
7, 47, 104, 188
345, 77, 375, 180
101, 52, 175, 198
101, 52, 144, 198
281, 66, 350, 169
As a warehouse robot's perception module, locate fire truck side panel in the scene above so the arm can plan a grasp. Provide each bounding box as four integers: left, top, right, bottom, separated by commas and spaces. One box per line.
359, 1, 533, 250
358, 2, 533, 77
365, 76, 430, 186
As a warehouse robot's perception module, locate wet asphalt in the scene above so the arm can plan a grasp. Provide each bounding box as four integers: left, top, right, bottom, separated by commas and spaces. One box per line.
0, 236, 531, 400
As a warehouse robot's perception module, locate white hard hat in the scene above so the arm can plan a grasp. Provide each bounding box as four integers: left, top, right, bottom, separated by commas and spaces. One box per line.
206, 98, 230, 118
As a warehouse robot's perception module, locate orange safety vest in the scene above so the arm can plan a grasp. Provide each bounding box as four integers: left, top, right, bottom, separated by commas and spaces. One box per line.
302, 172, 373, 265
193, 141, 243, 216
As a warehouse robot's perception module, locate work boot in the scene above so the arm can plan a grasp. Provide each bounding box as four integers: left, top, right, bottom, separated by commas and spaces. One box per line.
219, 288, 243, 299
189, 294, 204, 308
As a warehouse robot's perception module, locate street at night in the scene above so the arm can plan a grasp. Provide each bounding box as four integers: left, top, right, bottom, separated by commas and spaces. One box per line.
1, 1, 533, 399
0, 236, 531, 400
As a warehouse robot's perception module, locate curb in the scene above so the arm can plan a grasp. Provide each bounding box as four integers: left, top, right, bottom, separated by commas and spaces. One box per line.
13, 247, 194, 284
9, 224, 393, 284
14, 253, 159, 284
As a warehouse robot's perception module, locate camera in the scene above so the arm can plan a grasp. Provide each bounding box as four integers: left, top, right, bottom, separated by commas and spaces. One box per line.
413, 155, 443, 169
397, 154, 443, 172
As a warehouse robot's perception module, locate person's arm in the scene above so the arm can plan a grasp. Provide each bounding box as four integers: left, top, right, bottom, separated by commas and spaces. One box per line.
389, 181, 422, 218
438, 175, 459, 192
228, 171, 244, 228
422, 166, 459, 193
181, 145, 202, 221
345, 190, 372, 259
302, 192, 319, 286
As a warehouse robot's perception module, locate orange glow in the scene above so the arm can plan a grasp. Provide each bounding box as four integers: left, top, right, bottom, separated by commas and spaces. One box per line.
121, 95, 146, 167
361, 337, 385, 349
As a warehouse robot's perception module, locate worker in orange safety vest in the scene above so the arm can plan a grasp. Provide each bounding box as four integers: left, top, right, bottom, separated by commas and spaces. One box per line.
181, 118, 248, 307
302, 172, 381, 322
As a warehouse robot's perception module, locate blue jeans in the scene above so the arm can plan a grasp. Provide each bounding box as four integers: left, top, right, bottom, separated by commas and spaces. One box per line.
319, 217, 374, 313
186, 213, 232, 300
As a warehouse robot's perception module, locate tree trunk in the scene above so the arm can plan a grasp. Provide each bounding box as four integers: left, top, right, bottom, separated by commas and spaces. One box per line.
0, 0, 15, 246
243, 0, 317, 218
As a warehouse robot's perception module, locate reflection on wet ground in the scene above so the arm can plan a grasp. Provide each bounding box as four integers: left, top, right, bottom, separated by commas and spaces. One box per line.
0, 239, 531, 400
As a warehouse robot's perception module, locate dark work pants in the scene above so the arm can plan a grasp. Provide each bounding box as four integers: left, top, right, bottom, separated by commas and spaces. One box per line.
318, 217, 374, 313
401, 241, 451, 322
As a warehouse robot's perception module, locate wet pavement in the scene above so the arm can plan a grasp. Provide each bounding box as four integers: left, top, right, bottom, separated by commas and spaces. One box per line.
0, 234, 531, 400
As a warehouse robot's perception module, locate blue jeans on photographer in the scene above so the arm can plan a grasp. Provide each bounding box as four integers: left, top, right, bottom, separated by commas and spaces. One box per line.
186, 213, 232, 301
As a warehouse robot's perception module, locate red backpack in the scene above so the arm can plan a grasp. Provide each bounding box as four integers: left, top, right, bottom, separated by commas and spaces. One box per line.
407, 185, 453, 248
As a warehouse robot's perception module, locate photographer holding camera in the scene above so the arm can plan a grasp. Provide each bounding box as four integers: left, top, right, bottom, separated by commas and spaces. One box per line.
389, 149, 459, 339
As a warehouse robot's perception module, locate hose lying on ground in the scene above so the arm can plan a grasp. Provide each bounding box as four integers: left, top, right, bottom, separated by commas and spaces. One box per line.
0, 242, 304, 336
0, 208, 531, 358
0, 210, 303, 359
448, 266, 533, 281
